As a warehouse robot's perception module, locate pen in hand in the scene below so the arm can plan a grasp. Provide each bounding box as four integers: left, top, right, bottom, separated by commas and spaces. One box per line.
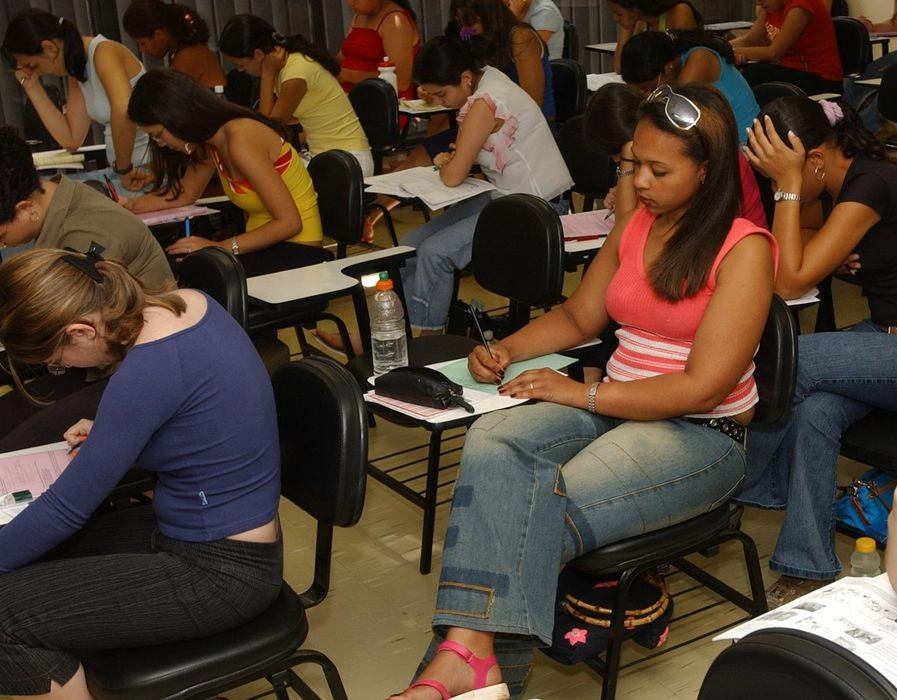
604, 206, 614, 220
103, 174, 119, 203
184, 216, 192, 238
468, 302, 496, 361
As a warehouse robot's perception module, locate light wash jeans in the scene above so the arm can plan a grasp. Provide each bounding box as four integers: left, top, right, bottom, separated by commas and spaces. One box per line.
401, 193, 568, 330
840, 53, 897, 133
738, 321, 897, 580
420, 401, 746, 695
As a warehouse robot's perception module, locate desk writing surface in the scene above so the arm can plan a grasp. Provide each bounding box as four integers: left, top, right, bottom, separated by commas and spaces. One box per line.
587, 72, 624, 92
855, 77, 883, 87
585, 42, 617, 55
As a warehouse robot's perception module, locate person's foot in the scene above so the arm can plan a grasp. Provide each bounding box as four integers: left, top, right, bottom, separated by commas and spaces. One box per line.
313, 328, 363, 356
362, 214, 378, 244
765, 574, 835, 609
387, 640, 507, 699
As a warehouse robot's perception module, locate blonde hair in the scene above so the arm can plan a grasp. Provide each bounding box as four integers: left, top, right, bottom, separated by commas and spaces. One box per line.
0, 248, 185, 401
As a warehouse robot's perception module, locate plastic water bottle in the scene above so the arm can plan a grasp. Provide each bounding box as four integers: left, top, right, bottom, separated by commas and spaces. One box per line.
377, 56, 398, 95
849, 536, 882, 577
369, 272, 408, 375
213, 84, 226, 99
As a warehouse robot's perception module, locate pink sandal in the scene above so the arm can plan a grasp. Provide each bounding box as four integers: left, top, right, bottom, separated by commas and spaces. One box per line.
408, 640, 509, 700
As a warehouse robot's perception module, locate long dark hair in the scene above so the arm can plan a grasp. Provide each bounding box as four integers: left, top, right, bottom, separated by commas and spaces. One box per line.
584, 83, 644, 156
760, 96, 885, 161
413, 35, 483, 86
128, 69, 287, 198
122, 0, 211, 46
448, 0, 539, 73
621, 30, 730, 85
218, 14, 340, 77
1, 9, 87, 82
0, 126, 42, 224
638, 84, 742, 301
609, 0, 702, 24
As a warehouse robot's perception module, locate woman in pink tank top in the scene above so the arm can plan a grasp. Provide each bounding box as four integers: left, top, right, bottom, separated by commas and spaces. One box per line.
338, 0, 420, 100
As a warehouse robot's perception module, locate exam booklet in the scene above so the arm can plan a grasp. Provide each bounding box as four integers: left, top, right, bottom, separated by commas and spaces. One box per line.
714, 573, 897, 688
0, 441, 72, 525
364, 167, 496, 210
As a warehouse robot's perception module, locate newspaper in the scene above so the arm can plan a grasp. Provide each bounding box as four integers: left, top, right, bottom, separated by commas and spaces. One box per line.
715, 574, 897, 687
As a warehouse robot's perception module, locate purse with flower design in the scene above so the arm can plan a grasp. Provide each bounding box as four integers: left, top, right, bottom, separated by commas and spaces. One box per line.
546, 567, 674, 665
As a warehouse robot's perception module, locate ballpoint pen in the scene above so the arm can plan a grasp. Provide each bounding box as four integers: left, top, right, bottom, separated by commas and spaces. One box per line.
103, 174, 119, 202
184, 216, 192, 238
468, 302, 496, 361
604, 206, 614, 220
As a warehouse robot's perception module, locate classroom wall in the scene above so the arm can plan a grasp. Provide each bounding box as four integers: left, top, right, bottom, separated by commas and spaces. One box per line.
0, 0, 757, 132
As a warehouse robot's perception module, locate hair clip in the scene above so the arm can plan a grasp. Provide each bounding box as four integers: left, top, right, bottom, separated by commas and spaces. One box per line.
61, 241, 106, 282
459, 26, 478, 41
272, 31, 286, 45
819, 99, 844, 127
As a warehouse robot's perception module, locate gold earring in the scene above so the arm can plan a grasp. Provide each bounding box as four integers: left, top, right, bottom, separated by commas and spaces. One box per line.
813, 164, 826, 181
184, 143, 193, 155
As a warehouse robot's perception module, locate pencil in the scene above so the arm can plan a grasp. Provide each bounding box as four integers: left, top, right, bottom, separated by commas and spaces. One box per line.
102, 174, 119, 202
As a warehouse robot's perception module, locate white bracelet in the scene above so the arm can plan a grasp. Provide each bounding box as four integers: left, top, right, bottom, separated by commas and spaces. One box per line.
231, 237, 240, 256
587, 382, 600, 414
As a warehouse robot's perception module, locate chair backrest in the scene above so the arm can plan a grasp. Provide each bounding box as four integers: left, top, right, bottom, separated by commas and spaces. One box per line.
556, 113, 615, 206
705, 34, 736, 65
471, 193, 565, 330
563, 20, 579, 61
272, 356, 367, 605
307, 149, 364, 258
550, 58, 587, 126
751, 81, 807, 109
752, 294, 798, 426
348, 78, 400, 173
698, 628, 897, 700
833, 16, 871, 77
830, 0, 849, 16
879, 60, 897, 124
177, 247, 249, 330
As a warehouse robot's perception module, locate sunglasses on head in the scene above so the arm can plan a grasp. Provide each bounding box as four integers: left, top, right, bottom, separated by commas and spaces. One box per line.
645, 84, 701, 131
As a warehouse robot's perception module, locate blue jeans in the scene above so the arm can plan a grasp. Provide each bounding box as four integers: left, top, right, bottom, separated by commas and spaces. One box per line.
424, 402, 746, 694
401, 194, 568, 330
401, 192, 495, 330
738, 321, 897, 580
841, 53, 897, 133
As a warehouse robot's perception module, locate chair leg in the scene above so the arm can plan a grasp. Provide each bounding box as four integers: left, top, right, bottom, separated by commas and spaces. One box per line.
369, 203, 399, 247
287, 649, 349, 700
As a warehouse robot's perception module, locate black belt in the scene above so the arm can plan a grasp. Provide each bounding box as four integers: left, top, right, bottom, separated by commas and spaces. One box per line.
685, 416, 746, 446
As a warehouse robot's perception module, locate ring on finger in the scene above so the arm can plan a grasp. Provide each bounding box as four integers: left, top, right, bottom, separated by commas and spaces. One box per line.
529, 382, 534, 390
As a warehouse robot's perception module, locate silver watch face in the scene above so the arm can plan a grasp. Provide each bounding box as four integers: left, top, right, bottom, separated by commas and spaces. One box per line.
774, 190, 799, 202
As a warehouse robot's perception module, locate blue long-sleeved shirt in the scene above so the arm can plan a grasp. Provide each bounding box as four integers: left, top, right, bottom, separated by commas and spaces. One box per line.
0, 294, 280, 572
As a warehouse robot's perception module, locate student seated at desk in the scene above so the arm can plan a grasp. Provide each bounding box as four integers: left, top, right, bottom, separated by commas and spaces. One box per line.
388, 83, 776, 699
0, 248, 281, 700
1, 9, 151, 191
123, 69, 327, 278
0, 125, 174, 452
505, 0, 565, 60
606, 0, 701, 75
730, 0, 843, 96
122, 0, 227, 90
740, 96, 897, 607
218, 14, 373, 176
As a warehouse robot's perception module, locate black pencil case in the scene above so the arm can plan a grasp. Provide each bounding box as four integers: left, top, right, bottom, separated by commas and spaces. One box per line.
375, 366, 474, 413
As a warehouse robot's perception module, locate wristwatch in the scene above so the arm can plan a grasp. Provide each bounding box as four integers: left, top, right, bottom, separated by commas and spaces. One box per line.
773, 190, 801, 203
231, 236, 240, 256
615, 165, 635, 179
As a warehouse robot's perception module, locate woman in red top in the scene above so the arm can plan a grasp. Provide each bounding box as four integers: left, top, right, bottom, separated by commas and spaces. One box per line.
731, 0, 843, 96
338, 0, 420, 100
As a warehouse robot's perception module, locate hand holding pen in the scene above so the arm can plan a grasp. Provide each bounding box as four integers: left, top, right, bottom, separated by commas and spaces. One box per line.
467, 303, 508, 384
103, 174, 120, 203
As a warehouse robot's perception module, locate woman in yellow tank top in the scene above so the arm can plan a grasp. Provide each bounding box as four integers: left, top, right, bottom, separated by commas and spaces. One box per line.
123, 68, 326, 277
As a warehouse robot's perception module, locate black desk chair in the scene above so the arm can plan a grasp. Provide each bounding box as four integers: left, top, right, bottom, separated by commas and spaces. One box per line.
834, 16, 872, 79
349, 77, 425, 246
348, 194, 566, 574
81, 356, 368, 700
557, 295, 798, 700
750, 81, 807, 108
557, 114, 615, 215
699, 628, 897, 699
551, 58, 588, 127
563, 20, 580, 61
879, 61, 897, 149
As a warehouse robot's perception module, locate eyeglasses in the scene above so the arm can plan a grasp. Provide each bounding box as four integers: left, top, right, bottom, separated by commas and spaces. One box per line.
645, 84, 701, 131
46, 340, 67, 376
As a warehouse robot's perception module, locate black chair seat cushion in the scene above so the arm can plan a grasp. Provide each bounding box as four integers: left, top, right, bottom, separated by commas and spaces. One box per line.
840, 409, 897, 471
81, 583, 307, 700
567, 503, 730, 575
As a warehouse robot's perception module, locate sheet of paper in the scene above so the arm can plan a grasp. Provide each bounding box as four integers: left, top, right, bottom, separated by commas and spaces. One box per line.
436, 353, 576, 394
137, 205, 220, 226
714, 574, 897, 689
561, 210, 614, 240
0, 441, 71, 525
399, 98, 451, 114
364, 167, 496, 210
785, 288, 819, 307
586, 72, 624, 92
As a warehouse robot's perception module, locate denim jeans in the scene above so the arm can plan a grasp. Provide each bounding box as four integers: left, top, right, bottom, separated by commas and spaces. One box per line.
401, 194, 568, 330
738, 321, 897, 580
840, 53, 897, 133
423, 402, 746, 695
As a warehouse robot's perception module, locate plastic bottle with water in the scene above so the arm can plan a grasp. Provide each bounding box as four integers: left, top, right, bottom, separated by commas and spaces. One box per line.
849, 536, 882, 576
370, 272, 408, 375
377, 56, 398, 95
213, 84, 226, 99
